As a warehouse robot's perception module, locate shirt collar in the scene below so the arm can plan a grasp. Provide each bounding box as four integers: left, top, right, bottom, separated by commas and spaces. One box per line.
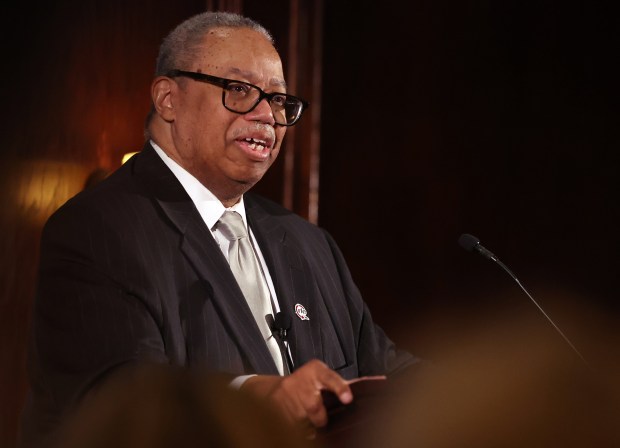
150, 140, 248, 230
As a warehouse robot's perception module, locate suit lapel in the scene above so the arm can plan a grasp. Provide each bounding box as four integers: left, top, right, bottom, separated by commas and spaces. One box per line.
133, 144, 279, 375
246, 197, 324, 367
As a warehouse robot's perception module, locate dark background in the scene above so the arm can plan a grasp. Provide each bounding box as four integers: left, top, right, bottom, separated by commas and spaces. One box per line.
2, 1, 618, 446
320, 0, 618, 356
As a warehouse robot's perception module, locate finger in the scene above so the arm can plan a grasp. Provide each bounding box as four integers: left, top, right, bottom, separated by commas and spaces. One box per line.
302, 389, 328, 428
274, 377, 318, 423
277, 369, 329, 428
315, 369, 353, 405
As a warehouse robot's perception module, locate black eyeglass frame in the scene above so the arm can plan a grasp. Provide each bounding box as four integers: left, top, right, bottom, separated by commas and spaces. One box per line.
166, 69, 309, 126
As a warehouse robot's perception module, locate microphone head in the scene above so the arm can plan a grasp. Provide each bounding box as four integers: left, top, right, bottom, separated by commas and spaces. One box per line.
458, 233, 480, 252
274, 312, 291, 330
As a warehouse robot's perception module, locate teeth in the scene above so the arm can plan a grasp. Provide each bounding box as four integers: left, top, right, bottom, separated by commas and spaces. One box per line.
244, 137, 268, 151
245, 137, 268, 144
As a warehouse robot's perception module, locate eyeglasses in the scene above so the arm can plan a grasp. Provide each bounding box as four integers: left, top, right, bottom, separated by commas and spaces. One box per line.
166, 69, 309, 126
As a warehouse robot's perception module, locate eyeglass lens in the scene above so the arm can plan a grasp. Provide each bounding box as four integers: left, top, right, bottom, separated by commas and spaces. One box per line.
224, 83, 303, 125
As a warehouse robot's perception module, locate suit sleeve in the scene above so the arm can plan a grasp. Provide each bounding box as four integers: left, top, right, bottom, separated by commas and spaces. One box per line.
321, 229, 419, 377
27, 200, 168, 435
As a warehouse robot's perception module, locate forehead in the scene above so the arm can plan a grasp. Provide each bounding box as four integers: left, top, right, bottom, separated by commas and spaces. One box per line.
193, 27, 284, 83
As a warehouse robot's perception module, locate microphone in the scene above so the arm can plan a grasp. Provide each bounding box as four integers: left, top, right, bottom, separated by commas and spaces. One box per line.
272, 312, 294, 373
458, 233, 498, 261
273, 311, 291, 341
458, 233, 587, 365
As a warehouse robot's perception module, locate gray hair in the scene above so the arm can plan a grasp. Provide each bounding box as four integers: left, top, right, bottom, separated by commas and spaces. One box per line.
155, 11, 274, 76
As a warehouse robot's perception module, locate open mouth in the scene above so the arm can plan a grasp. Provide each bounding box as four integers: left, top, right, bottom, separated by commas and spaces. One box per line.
235, 135, 275, 162
243, 137, 269, 151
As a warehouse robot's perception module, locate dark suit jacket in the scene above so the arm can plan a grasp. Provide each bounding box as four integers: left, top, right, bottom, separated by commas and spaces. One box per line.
21, 142, 415, 446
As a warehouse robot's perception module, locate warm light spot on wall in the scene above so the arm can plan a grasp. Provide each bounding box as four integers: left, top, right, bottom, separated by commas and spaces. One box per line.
122, 152, 139, 164
13, 160, 89, 225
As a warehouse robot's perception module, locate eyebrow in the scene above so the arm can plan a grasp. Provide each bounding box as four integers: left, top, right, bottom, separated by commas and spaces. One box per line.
226, 67, 287, 89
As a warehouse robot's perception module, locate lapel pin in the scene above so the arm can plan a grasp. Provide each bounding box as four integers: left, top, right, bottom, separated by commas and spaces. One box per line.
294, 304, 309, 321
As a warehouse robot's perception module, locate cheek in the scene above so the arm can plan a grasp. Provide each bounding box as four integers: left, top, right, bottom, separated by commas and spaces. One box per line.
181, 88, 222, 127
194, 109, 231, 148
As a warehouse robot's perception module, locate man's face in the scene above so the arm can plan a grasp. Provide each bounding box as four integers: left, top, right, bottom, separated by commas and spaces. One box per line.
168, 27, 287, 202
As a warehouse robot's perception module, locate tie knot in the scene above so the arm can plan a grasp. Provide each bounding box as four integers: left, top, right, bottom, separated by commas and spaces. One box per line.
217, 211, 248, 241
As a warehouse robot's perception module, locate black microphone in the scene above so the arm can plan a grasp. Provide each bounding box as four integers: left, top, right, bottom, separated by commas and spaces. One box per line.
458, 233, 498, 261
273, 311, 291, 341
458, 233, 587, 365
272, 312, 294, 373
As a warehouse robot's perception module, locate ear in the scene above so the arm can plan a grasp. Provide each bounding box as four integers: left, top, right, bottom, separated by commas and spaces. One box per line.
151, 76, 176, 122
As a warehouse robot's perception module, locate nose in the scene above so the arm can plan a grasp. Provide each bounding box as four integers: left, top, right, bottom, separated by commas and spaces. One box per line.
245, 98, 275, 126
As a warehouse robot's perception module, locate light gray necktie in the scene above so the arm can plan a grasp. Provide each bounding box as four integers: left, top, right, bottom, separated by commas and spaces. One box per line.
217, 211, 286, 375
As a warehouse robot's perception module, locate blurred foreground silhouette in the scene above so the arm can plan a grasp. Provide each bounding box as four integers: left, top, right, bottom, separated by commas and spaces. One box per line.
353, 291, 620, 448
47, 364, 314, 448
35, 291, 620, 448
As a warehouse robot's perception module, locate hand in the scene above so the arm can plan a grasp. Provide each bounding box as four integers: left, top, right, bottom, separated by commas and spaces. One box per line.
242, 359, 353, 430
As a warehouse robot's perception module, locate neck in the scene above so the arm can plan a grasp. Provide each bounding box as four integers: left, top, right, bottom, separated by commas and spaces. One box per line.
148, 121, 251, 209
220, 195, 242, 208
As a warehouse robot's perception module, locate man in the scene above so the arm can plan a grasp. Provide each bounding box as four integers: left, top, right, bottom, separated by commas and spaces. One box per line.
21, 11, 416, 446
